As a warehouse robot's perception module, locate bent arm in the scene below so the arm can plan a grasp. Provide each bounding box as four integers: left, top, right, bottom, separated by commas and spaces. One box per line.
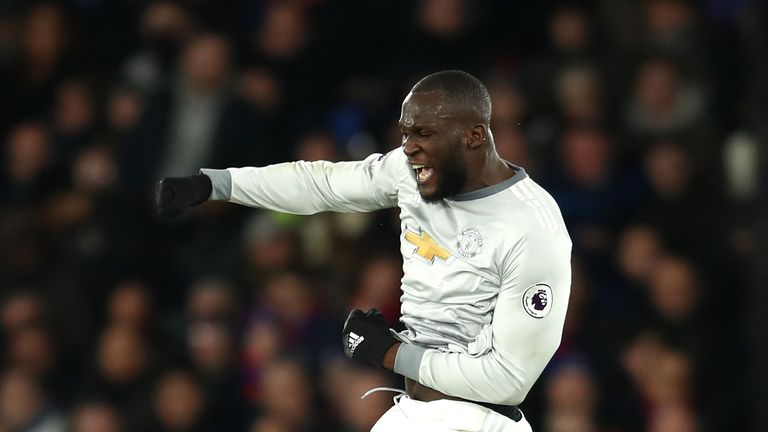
394, 229, 572, 405
202, 150, 407, 215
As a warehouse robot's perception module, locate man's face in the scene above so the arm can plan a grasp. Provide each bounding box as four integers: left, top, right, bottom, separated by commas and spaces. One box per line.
399, 91, 467, 203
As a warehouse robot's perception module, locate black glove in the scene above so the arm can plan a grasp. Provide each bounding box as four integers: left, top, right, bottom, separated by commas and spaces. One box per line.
342, 308, 398, 368
155, 174, 213, 219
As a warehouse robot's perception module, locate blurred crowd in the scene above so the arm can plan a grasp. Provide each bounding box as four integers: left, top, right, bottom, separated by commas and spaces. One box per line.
0, 0, 765, 431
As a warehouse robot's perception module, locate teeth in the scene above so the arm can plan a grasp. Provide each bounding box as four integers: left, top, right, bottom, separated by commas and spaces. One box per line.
411, 163, 429, 169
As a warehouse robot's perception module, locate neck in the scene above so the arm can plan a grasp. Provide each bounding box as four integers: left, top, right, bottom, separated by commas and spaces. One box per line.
463, 149, 515, 192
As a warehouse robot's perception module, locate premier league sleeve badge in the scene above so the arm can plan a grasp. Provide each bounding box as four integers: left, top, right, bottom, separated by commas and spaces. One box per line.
523, 284, 553, 318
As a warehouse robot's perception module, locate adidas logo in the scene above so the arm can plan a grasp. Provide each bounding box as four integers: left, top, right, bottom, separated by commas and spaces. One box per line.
346, 331, 365, 356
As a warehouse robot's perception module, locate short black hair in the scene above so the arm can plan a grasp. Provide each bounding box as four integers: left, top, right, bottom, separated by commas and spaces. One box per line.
411, 70, 492, 123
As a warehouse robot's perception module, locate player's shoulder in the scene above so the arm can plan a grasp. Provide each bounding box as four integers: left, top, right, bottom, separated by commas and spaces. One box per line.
498, 175, 566, 233
371, 147, 410, 177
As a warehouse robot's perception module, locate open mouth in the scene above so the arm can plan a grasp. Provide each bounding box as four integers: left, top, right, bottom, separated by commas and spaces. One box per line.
411, 163, 434, 184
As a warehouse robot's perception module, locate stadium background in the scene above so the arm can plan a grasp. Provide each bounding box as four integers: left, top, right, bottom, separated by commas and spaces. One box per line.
0, 0, 765, 431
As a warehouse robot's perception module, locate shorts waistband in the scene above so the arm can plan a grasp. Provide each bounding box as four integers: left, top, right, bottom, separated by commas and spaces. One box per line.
478, 402, 522, 422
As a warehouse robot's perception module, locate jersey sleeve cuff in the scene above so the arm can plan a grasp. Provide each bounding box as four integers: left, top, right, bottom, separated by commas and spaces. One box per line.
200, 168, 232, 201
394, 343, 428, 381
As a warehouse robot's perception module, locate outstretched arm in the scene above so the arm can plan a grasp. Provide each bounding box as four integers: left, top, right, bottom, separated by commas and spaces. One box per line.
157, 149, 408, 217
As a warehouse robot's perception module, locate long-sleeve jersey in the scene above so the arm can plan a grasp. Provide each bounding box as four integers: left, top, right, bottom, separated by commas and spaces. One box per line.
202, 148, 572, 406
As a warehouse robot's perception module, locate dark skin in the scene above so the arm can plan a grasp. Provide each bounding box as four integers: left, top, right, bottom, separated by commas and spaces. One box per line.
399, 90, 514, 201
384, 89, 515, 400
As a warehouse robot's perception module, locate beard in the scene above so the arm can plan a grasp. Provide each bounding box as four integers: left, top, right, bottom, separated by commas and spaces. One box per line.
421, 142, 468, 203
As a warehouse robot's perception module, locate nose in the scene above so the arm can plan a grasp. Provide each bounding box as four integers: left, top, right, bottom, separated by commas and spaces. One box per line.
402, 137, 420, 157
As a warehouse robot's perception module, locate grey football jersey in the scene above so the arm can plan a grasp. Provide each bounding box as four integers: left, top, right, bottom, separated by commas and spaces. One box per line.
202, 147, 572, 405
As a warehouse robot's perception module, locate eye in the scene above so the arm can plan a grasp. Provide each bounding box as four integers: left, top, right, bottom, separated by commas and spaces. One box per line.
418, 130, 434, 137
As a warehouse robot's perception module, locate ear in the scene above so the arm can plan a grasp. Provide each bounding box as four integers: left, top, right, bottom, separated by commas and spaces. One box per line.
466, 124, 487, 149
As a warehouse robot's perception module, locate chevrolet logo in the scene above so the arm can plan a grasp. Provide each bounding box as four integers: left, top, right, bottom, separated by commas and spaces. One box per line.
405, 229, 452, 263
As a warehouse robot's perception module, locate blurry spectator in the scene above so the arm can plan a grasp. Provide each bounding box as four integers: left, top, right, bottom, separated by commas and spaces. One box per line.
295, 131, 338, 162
157, 34, 233, 178
611, 330, 669, 429
560, 127, 613, 190
122, 1, 194, 92
249, 415, 291, 432
241, 272, 334, 408
322, 358, 394, 432
549, 5, 591, 52
349, 254, 402, 326
648, 404, 699, 432
95, 324, 148, 386
260, 272, 334, 355
628, 58, 694, 135
255, 2, 307, 64
242, 213, 301, 284
621, 331, 666, 393
644, 348, 693, 407
419, 0, 467, 39
554, 64, 604, 126
0, 210, 49, 284
493, 124, 535, 173
544, 362, 598, 432
549, 127, 621, 256
107, 280, 153, 331
239, 66, 282, 114
123, 33, 271, 192
261, 273, 316, 333
0, 368, 65, 432
104, 86, 144, 139
82, 324, 153, 430
70, 401, 123, 432
11, 2, 70, 122
7, 325, 56, 379
487, 79, 528, 129
523, 5, 597, 119
258, 359, 316, 431
187, 321, 232, 377
186, 320, 248, 430
639, 141, 721, 260
39, 188, 91, 231
645, 141, 692, 199
485, 79, 536, 172
617, 224, 663, 286
1, 123, 57, 205
624, 57, 716, 160
151, 369, 207, 432
408, 0, 479, 71
642, 0, 710, 77
52, 79, 96, 157
557, 259, 590, 355
246, 1, 344, 152
71, 146, 118, 195
647, 256, 700, 325
185, 277, 236, 324
603, 224, 663, 325
1, 291, 44, 335
241, 316, 281, 402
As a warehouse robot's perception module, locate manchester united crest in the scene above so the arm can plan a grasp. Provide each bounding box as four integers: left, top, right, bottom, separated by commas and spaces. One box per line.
456, 227, 483, 258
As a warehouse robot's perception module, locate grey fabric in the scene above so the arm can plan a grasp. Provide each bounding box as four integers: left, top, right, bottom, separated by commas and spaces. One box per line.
200, 168, 232, 201
394, 343, 428, 381
157, 87, 224, 178
450, 164, 527, 201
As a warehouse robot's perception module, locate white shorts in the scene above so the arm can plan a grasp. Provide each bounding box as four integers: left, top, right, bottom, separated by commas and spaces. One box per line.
370, 395, 533, 432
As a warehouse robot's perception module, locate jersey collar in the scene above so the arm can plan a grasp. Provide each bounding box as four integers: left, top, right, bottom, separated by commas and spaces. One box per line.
448, 163, 527, 202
